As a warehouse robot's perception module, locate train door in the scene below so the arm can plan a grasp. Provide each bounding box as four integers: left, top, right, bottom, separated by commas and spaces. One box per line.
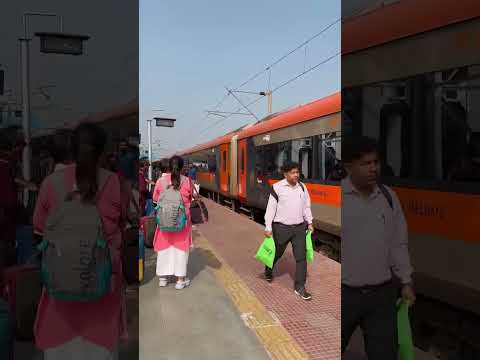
238, 139, 247, 202
230, 136, 239, 197
219, 143, 230, 194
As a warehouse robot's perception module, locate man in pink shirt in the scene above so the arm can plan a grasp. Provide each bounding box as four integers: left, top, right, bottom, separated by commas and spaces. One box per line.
264, 161, 314, 301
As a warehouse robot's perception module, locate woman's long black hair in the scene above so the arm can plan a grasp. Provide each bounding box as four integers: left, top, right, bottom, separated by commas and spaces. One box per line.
72, 123, 107, 202
169, 156, 184, 190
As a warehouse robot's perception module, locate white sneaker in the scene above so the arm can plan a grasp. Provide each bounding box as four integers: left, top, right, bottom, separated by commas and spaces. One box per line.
159, 277, 168, 287
175, 278, 191, 290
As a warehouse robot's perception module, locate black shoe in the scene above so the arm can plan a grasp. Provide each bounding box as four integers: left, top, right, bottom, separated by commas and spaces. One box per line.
294, 288, 312, 300
265, 270, 273, 283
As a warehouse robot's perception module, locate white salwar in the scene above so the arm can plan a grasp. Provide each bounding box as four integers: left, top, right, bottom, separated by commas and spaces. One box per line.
44, 337, 118, 360
156, 247, 189, 277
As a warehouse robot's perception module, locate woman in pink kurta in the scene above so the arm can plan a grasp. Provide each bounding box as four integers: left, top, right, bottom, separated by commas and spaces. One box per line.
152, 156, 193, 289
33, 123, 126, 359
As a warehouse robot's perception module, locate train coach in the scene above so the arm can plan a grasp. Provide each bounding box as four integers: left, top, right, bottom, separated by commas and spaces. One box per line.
343, 0, 480, 355
177, 92, 342, 256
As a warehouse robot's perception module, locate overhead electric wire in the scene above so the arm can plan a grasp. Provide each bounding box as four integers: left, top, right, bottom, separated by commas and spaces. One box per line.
271, 51, 340, 93
233, 17, 340, 91
193, 17, 341, 146
196, 50, 339, 142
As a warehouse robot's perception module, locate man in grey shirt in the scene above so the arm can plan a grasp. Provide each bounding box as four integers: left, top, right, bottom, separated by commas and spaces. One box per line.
264, 161, 314, 301
341, 136, 415, 359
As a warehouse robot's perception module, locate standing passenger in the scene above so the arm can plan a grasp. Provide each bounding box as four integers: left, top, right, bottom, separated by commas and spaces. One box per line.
33, 123, 125, 359
264, 161, 314, 301
152, 156, 193, 289
341, 136, 415, 359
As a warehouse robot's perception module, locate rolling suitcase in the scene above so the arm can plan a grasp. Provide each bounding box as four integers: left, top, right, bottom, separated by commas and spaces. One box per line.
1, 264, 41, 340
141, 216, 156, 248
122, 227, 139, 286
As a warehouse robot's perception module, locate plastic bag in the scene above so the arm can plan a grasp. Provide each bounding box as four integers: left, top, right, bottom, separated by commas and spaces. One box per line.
255, 237, 276, 269
397, 300, 414, 360
306, 231, 314, 263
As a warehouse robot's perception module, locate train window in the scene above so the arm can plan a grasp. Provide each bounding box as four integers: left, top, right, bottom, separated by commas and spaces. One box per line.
256, 141, 292, 179
291, 138, 313, 180
222, 151, 226, 172
343, 64, 480, 190
192, 150, 217, 173
255, 146, 264, 177
317, 132, 341, 181
208, 154, 216, 173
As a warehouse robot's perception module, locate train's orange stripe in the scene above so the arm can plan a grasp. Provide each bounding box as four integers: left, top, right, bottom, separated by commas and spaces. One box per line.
307, 184, 341, 207
198, 172, 215, 183
394, 187, 480, 243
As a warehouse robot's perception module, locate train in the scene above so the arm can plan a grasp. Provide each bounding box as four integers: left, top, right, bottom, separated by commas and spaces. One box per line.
171, 93, 342, 257
343, 0, 480, 356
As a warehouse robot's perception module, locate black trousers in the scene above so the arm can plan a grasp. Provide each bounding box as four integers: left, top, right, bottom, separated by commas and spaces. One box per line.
265, 222, 307, 290
341, 281, 398, 360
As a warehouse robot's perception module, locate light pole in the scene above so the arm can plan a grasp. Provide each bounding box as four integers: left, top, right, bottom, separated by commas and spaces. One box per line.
146, 118, 153, 191
263, 91, 273, 115
19, 12, 89, 204
146, 116, 176, 190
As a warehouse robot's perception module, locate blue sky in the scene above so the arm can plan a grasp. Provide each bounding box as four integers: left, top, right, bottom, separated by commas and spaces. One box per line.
140, 0, 340, 159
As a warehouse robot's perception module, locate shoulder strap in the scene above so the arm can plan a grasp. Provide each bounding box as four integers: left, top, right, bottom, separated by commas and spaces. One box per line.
378, 184, 393, 210
50, 167, 112, 202
159, 175, 186, 191
49, 169, 69, 202
269, 186, 278, 202
159, 176, 169, 189
269, 181, 304, 202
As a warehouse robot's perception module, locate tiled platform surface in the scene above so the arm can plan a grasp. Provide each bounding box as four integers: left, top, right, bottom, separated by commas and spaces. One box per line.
197, 199, 341, 360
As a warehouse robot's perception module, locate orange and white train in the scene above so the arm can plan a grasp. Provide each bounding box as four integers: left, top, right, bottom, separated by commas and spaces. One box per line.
174, 93, 342, 256
343, 0, 480, 354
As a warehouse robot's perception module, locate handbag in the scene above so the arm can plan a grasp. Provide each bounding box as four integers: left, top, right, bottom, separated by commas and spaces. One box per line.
190, 183, 208, 225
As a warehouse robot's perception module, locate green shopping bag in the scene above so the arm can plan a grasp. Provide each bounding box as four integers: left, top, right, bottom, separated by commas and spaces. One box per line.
397, 300, 414, 360
255, 237, 276, 269
306, 231, 314, 263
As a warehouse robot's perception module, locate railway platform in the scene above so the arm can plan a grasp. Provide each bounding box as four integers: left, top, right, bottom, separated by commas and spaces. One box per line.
139, 198, 341, 359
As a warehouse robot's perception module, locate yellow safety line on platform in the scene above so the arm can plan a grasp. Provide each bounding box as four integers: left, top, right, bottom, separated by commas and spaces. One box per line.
195, 230, 310, 360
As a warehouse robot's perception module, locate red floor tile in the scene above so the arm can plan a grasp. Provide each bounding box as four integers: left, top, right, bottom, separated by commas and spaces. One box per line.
198, 200, 341, 359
